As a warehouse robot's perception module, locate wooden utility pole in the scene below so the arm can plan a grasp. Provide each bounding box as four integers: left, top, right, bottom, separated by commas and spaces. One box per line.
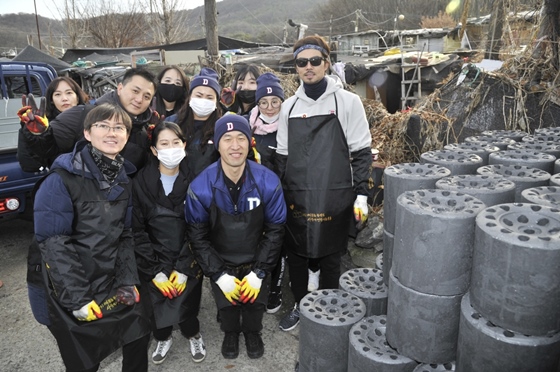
204, 0, 219, 66
34, 0, 42, 50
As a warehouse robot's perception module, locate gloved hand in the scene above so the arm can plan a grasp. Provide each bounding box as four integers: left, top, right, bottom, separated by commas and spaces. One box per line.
220, 87, 236, 107
149, 110, 165, 126
116, 286, 140, 306
353, 195, 369, 231
148, 98, 165, 125
216, 273, 241, 305
152, 272, 177, 299
169, 270, 188, 296
239, 271, 263, 304
72, 300, 103, 322
18, 94, 49, 135
251, 137, 261, 164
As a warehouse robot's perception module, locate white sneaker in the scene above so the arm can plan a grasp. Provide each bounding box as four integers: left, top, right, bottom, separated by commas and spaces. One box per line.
152, 336, 173, 364
307, 269, 320, 292
189, 333, 206, 363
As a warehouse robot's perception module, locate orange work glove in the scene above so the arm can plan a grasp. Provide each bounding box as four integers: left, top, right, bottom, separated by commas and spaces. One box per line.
18, 94, 49, 135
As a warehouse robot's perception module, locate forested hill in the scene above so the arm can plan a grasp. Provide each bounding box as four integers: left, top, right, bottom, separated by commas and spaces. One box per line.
0, 0, 328, 56
186, 0, 330, 42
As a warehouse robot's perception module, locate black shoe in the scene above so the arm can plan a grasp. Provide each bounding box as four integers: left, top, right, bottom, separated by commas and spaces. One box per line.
244, 332, 264, 359
221, 332, 239, 359
266, 291, 282, 314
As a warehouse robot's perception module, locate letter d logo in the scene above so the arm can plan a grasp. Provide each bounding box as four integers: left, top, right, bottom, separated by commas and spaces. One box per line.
203, 78, 209, 85
227, 122, 234, 130
267, 87, 273, 94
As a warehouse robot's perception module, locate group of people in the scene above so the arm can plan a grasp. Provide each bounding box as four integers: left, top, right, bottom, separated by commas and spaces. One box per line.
20, 35, 372, 372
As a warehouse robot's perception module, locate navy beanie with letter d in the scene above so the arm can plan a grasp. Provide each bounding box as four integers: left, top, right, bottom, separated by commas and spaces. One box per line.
214, 113, 252, 149
190, 67, 222, 98
255, 72, 284, 102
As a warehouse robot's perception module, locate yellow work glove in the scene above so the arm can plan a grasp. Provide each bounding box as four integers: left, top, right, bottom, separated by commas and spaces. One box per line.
72, 300, 103, 322
169, 270, 188, 296
353, 195, 369, 231
251, 137, 261, 164
216, 273, 241, 305
239, 271, 263, 304
152, 272, 177, 299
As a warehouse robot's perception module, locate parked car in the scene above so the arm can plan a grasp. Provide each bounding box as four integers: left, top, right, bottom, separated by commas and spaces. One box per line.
0, 62, 55, 219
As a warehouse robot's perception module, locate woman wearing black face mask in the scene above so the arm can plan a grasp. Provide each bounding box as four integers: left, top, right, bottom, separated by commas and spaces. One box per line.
220, 64, 261, 116
154, 66, 190, 117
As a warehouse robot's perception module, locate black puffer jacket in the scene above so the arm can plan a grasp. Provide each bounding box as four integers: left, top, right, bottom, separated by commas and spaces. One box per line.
132, 156, 201, 279
34, 141, 138, 310
19, 91, 153, 172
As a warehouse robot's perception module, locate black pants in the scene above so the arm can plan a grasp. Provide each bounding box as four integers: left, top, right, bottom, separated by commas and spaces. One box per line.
76, 334, 150, 372
287, 250, 341, 304
269, 255, 286, 294
153, 278, 203, 341
219, 302, 265, 334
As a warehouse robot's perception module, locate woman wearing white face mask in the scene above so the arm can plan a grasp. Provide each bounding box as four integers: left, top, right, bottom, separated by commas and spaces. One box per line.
247, 72, 287, 315
132, 122, 208, 365
168, 68, 222, 176
248, 72, 285, 171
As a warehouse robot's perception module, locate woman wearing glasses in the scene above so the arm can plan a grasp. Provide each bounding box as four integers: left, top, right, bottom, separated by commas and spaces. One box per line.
33, 103, 151, 372
247, 72, 287, 314
248, 72, 284, 170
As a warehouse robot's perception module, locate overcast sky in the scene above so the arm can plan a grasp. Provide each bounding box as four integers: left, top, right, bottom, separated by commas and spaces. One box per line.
0, 0, 209, 19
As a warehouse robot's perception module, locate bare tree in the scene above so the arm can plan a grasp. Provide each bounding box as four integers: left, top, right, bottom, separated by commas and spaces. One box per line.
81, 0, 146, 47
141, 0, 191, 45
51, 0, 149, 48
50, 0, 88, 49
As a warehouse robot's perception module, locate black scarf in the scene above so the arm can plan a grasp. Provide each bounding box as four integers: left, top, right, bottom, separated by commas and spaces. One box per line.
88, 144, 124, 184
138, 156, 193, 212
303, 77, 328, 101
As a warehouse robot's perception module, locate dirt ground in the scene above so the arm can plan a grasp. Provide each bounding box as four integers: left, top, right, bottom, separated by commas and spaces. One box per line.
0, 217, 372, 371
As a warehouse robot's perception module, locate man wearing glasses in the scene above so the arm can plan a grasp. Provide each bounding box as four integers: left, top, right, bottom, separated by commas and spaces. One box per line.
275, 35, 372, 332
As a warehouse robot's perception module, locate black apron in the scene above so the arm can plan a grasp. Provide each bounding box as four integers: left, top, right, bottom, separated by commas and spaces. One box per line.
44, 264, 151, 371
283, 96, 355, 258
146, 274, 200, 330
36, 167, 150, 371
141, 203, 201, 330
208, 167, 270, 309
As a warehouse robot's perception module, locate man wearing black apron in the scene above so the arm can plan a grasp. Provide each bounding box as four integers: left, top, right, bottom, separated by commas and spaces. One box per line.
185, 114, 286, 360
275, 36, 373, 332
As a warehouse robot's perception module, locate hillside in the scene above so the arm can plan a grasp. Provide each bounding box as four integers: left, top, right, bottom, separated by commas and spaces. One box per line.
0, 0, 329, 57
187, 0, 329, 43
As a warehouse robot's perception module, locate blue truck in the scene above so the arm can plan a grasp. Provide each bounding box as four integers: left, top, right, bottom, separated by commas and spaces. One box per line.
0, 62, 56, 219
